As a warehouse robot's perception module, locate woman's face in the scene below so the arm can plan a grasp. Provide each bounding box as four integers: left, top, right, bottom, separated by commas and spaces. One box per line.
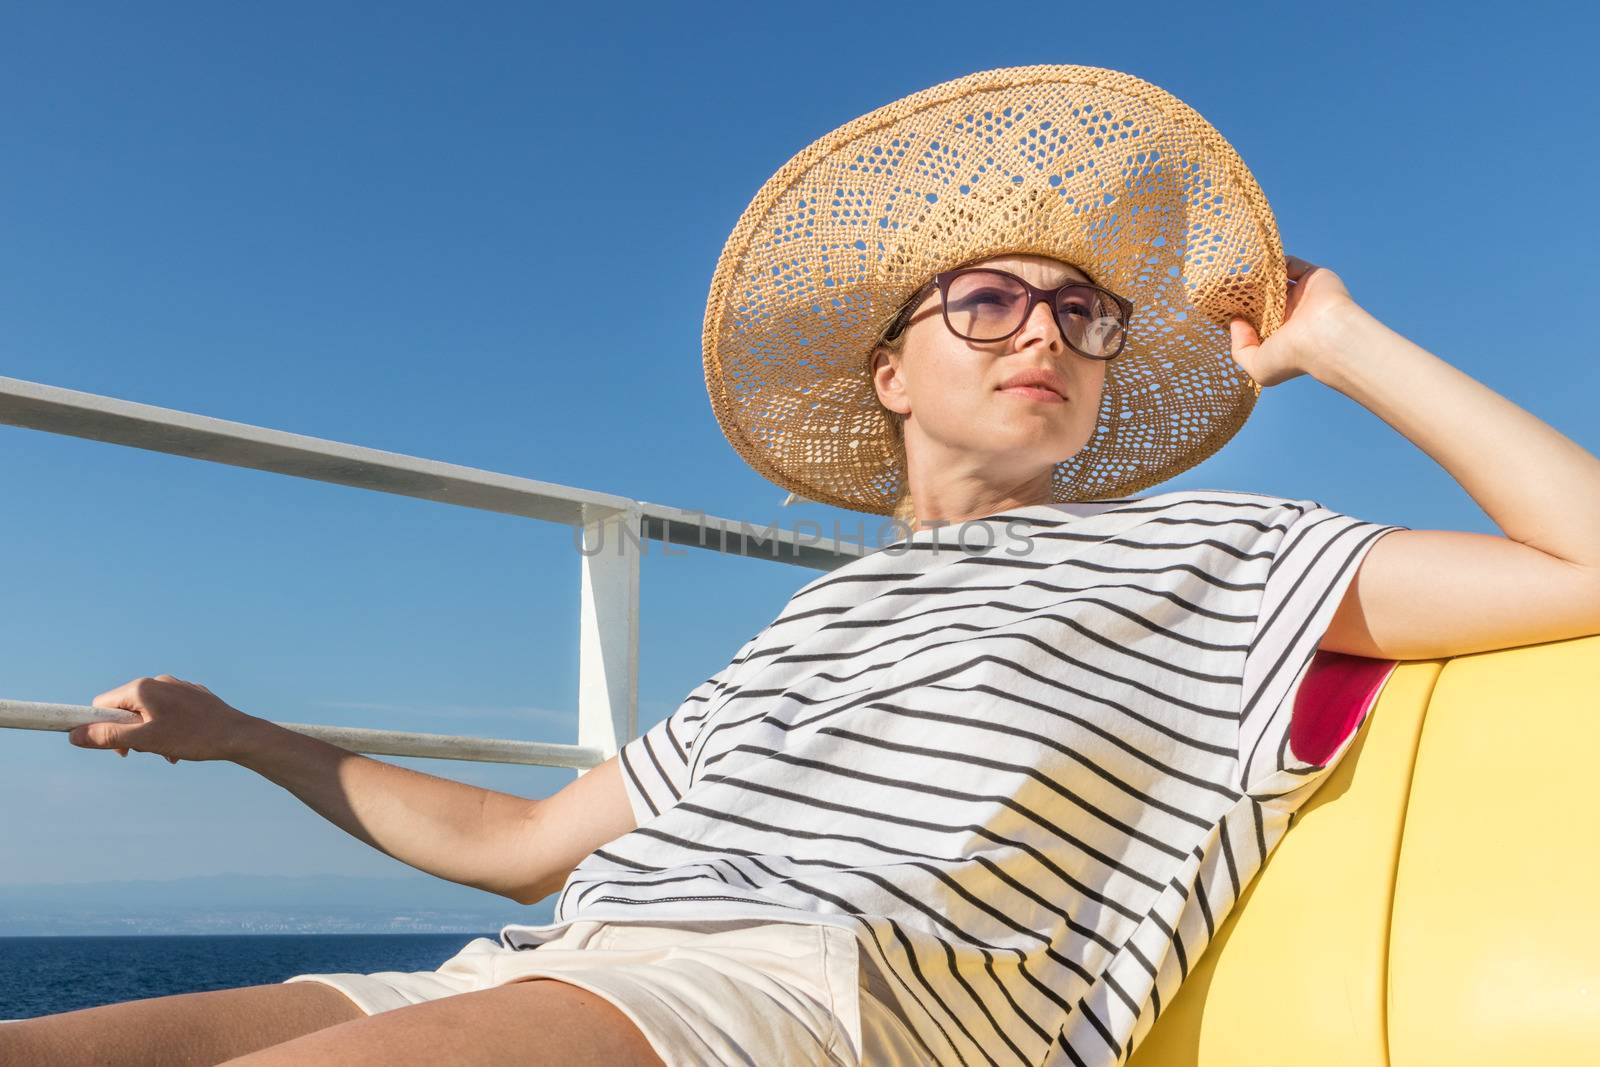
870, 253, 1109, 494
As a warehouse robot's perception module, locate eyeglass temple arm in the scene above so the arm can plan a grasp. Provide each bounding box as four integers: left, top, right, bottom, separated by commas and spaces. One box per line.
883, 280, 939, 339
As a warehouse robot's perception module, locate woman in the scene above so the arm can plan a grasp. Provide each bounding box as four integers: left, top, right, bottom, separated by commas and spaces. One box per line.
11, 66, 1600, 1067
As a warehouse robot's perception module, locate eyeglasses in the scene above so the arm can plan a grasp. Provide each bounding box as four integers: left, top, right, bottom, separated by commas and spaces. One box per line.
881, 267, 1134, 361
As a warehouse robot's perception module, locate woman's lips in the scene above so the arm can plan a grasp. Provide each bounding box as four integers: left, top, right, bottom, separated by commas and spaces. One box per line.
999, 386, 1066, 403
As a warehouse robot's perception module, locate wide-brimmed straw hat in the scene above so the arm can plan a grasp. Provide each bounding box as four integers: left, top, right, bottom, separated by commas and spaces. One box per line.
700, 64, 1287, 516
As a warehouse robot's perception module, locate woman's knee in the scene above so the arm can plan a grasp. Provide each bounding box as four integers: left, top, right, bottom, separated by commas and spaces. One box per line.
0, 981, 364, 1067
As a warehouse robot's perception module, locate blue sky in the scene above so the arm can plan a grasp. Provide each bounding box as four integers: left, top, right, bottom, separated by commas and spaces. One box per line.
2, 0, 1594, 901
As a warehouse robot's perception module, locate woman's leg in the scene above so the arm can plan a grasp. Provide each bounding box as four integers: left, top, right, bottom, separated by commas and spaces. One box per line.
217, 977, 669, 1066
0, 980, 364, 1067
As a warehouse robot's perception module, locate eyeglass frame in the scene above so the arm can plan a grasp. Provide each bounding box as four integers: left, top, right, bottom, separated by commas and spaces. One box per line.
879, 267, 1135, 361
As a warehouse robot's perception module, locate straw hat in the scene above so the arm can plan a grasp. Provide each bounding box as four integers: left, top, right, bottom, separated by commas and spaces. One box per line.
701, 64, 1287, 516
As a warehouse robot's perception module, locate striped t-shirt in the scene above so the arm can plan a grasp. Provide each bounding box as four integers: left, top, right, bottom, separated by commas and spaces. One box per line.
499, 488, 1408, 1067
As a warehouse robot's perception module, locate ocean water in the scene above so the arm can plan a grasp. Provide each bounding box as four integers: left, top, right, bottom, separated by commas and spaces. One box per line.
0, 933, 497, 1020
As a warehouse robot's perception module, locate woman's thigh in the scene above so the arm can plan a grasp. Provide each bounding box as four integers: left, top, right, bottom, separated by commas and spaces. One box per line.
0, 980, 364, 1067
218, 977, 669, 1067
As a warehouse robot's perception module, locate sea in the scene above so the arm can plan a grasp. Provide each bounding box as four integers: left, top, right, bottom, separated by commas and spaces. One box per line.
0, 933, 498, 1020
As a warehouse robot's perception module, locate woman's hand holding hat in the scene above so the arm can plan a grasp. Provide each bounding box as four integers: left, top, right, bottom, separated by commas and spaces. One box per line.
1228, 254, 1362, 388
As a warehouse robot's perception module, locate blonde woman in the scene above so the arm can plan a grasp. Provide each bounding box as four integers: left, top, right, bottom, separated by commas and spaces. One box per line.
11, 66, 1600, 1067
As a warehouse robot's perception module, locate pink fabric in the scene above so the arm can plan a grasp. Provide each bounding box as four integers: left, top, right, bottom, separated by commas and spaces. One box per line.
1289, 650, 1398, 767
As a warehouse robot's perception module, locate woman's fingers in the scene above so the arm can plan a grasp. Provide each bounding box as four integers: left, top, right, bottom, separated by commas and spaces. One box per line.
67, 720, 177, 762
78, 676, 161, 754
1281, 255, 1325, 321
91, 677, 152, 718
160, 673, 213, 695
1229, 315, 1261, 352
74, 674, 239, 762
1285, 254, 1320, 283
69, 718, 141, 751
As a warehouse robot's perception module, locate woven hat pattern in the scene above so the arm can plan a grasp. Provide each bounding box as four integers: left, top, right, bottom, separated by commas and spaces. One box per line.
703, 65, 1286, 514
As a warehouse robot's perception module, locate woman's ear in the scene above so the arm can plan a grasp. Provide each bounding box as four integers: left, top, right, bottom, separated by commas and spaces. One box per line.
871, 345, 911, 417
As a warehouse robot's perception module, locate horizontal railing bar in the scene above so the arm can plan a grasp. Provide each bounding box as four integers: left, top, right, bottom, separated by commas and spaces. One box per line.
0, 374, 865, 571
637, 501, 869, 570
0, 700, 605, 770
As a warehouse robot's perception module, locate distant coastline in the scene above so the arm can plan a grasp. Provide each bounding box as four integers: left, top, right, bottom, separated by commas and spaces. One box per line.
0, 873, 555, 936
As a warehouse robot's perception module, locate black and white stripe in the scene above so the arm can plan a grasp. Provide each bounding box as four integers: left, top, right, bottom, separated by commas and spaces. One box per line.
500, 488, 1407, 1067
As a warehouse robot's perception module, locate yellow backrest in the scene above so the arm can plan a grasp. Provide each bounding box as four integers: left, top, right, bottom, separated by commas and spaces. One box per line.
1129, 634, 1600, 1067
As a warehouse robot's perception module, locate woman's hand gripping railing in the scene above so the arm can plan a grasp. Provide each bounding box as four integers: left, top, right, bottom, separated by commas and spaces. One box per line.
33, 674, 578, 906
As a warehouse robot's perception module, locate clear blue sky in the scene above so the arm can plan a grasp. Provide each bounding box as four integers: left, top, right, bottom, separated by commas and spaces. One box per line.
3, 1, 1594, 897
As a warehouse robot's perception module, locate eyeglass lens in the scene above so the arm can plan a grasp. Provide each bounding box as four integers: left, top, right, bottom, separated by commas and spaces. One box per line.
945, 270, 1127, 357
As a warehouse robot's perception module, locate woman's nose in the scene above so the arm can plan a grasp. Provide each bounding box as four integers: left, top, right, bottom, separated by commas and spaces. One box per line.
1017, 297, 1067, 348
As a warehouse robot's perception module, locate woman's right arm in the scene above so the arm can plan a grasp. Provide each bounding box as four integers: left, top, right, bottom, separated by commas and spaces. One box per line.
234, 717, 567, 905
69, 675, 638, 906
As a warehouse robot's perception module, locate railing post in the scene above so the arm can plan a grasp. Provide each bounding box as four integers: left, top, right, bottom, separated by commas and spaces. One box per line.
576, 502, 641, 771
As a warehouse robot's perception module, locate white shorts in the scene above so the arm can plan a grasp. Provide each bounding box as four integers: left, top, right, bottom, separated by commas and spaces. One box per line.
283, 918, 932, 1066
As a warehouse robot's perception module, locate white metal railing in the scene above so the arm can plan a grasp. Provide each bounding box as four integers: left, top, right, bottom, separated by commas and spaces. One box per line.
0, 374, 866, 773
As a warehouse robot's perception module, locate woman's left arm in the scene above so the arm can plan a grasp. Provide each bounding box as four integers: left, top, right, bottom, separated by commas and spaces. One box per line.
1229, 255, 1600, 661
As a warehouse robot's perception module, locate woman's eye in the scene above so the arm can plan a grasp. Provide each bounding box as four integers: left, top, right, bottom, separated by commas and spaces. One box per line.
1059, 302, 1091, 318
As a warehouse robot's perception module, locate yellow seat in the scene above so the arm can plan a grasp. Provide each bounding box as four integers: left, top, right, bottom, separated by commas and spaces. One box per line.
1129, 634, 1600, 1067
